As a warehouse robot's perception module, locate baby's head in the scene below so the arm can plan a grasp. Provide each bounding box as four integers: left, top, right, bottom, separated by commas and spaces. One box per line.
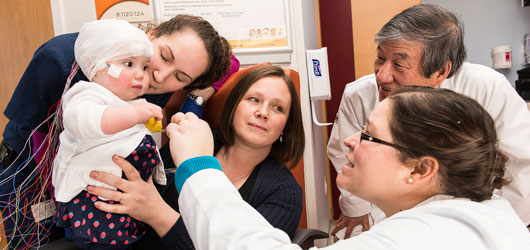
75, 19, 153, 100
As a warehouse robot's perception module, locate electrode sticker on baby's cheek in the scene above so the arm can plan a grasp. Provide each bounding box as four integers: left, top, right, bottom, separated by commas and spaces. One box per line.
107, 64, 123, 78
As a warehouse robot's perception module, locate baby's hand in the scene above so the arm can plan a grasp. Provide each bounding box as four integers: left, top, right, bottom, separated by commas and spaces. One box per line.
133, 102, 163, 124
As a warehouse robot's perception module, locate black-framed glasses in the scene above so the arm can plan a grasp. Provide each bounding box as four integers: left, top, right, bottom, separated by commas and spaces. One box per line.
360, 131, 403, 150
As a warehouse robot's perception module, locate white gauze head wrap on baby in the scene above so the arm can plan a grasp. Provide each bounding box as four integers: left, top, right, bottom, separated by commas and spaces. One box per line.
74, 19, 153, 80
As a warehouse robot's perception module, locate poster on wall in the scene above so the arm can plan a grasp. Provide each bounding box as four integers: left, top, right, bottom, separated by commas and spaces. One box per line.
95, 0, 154, 31
152, 0, 292, 60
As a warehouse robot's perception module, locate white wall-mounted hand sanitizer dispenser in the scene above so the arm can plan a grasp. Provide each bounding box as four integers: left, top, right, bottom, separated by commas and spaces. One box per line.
306, 47, 333, 126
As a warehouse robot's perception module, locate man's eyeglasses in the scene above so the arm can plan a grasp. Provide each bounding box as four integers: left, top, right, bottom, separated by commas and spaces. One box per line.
360, 131, 403, 150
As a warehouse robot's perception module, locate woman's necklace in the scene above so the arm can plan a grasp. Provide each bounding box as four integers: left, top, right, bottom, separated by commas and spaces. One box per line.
222, 152, 251, 182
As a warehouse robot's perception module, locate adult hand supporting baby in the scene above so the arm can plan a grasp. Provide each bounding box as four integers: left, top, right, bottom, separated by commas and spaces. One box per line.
166, 112, 214, 166
87, 155, 180, 237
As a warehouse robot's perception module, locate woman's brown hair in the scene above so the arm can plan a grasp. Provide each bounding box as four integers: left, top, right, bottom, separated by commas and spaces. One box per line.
389, 86, 508, 202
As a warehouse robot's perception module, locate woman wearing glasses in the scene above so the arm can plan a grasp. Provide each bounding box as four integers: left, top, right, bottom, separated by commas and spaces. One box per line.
90, 86, 530, 249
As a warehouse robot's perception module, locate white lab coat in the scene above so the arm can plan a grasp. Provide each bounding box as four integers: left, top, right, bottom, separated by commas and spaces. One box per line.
179, 168, 530, 250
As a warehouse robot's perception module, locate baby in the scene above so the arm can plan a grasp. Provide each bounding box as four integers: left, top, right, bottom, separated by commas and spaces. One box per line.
52, 19, 166, 249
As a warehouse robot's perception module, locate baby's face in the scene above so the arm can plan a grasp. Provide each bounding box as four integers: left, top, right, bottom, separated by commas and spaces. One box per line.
94, 56, 151, 101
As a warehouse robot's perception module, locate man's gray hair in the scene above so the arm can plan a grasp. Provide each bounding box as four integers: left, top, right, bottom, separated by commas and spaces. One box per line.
374, 4, 466, 78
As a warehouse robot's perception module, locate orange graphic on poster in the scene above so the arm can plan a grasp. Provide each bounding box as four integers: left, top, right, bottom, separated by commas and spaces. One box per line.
95, 0, 149, 19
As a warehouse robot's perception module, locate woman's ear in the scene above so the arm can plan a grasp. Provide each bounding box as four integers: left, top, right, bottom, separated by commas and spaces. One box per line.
410, 156, 439, 182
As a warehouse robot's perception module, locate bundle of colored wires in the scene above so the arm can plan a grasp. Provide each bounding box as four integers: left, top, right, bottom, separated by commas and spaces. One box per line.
1, 62, 79, 249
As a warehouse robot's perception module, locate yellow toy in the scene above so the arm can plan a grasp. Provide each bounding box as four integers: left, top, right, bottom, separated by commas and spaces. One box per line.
145, 117, 163, 133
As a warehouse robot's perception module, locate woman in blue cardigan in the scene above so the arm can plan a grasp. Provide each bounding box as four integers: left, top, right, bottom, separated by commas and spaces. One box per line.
162, 65, 305, 249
